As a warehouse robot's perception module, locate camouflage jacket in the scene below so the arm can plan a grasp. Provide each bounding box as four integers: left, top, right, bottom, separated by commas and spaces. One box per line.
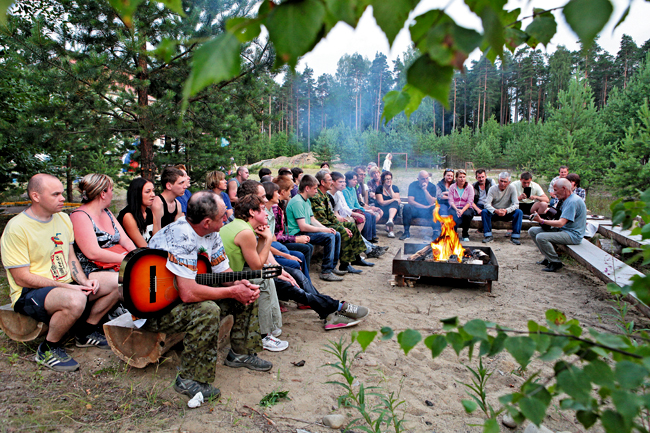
311, 188, 346, 231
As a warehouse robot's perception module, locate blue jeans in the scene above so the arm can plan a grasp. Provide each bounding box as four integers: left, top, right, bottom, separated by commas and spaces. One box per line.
438, 199, 450, 216
273, 241, 311, 283
300, 231, 340, 274
481, 209, 523, 239
282, 242, 313, 282
360, 210, 376, 240
452, 208, 474, 238
402, 204, 441, 237
274, 273, 339, 320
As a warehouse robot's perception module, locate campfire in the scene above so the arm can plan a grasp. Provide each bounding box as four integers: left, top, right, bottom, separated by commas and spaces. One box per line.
407, 203, 489, 265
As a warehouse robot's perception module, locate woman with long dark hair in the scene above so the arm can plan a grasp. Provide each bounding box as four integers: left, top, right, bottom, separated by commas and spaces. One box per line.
375, 171, 400, 238
117, 178, 156, 247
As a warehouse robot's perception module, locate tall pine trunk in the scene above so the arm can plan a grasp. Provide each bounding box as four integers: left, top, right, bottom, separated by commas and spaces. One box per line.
137, 47, 154, 181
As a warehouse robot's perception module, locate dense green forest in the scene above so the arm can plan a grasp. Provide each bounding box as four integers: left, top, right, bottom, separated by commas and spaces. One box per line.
1, 0, 649, 199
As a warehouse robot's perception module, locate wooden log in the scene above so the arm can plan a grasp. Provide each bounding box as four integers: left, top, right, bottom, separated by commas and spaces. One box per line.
408, 245, 432, 261
0, 304, 48, 342
103, 313, 185, 368
103, 313, 235, 369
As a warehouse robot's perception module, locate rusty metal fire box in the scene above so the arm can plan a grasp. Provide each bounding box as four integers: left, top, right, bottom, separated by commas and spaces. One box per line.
392, 243, 499, 291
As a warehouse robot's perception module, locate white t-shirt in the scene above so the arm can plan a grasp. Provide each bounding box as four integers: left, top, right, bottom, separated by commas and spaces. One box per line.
328, 190, 352, 217
511, 180, 545, 204
148, 216, 230, 279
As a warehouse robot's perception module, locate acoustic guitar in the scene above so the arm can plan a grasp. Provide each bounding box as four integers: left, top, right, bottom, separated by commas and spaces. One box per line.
119, 248, 282, 318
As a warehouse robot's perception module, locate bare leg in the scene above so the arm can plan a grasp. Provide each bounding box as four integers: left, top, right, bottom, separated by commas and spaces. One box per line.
531, 202, 548, 215
44, 288, 87, 342
388, 207, 398, 220
87, 271, 120, 325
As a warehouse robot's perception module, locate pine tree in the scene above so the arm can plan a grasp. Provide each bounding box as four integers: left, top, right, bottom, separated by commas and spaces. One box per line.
541, 75, 608, 190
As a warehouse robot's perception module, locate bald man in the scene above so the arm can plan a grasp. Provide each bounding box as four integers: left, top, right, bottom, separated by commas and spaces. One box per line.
1, 174, 119, 372
400, 170, 441, 241
529, 178, 587, 272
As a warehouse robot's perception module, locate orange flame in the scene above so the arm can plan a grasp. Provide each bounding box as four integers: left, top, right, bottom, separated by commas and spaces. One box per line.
430, 203, 465, 262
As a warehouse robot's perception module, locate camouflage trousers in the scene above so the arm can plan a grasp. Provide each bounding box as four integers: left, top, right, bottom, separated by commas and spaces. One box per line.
328, 220, 366, 263
144, 299, 262, 383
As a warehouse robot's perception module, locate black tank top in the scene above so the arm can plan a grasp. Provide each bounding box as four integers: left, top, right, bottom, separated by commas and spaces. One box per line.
158, 194, 179, 229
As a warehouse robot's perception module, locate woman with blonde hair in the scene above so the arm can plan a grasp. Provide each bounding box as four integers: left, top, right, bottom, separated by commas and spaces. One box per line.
70, 174, 136, 332
206, 170, 234, 222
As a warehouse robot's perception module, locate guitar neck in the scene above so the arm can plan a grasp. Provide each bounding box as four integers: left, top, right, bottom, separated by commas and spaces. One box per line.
196, 270, 262, 286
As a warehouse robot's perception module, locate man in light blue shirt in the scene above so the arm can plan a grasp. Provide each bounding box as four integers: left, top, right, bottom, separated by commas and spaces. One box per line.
529, 178, 587, 272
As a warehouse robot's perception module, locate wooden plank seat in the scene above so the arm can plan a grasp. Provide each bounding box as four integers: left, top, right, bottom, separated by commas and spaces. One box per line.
376, 215, 538, 230
103, 313, 234, 368
0, 304, 48, 341
558, 241, 650, 318
597, 224, 650, 249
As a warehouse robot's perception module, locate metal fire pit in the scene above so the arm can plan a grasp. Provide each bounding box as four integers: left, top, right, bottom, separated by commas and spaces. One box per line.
392, 243, 499, 292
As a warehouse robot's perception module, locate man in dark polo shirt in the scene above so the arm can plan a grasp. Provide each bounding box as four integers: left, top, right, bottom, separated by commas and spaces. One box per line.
400, 170, 440, 241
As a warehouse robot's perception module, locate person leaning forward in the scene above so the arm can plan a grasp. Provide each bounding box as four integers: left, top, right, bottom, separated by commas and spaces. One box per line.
1, 174, 119, 372
529, 179, 587, 272
145, 191, 271, 400
481, 172, 523, 245
313, 170, 374, 274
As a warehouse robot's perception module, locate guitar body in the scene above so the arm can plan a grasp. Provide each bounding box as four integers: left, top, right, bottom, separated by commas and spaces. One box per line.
119, 248, 211, 319
119, 248, 282, 319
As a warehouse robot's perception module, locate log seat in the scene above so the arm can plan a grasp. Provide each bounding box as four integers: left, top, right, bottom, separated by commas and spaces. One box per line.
103, 313, 234, 368
0, 304, 48, 342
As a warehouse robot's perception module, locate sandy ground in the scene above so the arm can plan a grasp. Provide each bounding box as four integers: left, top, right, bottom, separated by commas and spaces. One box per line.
0, 166, 634, 432
8, 225, 632, 433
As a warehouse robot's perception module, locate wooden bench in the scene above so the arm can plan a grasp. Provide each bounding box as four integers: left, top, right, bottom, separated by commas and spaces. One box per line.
558, 241, 650, 318
376, 215, 538, 230
597, 224, 650, 249
103, 313, 234, 368
0, 304, 48, 341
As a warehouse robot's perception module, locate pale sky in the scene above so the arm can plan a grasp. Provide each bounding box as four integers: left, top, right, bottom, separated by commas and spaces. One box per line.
298, 0, 650, 76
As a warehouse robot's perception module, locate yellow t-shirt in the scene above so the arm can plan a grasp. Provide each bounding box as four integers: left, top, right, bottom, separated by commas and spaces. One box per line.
1, 211, 75, 307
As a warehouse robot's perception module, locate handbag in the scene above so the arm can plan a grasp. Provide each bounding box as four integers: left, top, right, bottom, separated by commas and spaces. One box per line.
92, 244, 129, 271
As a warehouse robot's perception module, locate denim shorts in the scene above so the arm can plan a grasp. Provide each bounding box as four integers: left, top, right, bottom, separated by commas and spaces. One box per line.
14, 286, 57, 323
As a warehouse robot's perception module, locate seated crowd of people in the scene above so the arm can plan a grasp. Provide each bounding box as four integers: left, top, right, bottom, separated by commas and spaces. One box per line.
0, 162, 586, 400
0, 164, 391, 400
391, 165, 586, 272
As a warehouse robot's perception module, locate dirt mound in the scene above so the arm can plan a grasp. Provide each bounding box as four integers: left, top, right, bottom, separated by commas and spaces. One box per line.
248, 152, 318, 168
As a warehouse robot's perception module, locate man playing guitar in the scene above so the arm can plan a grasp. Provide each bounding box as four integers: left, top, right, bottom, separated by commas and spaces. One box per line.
145, 191, 271, 400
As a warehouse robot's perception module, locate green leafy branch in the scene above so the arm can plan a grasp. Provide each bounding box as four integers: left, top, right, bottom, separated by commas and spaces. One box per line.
71, 0, 627, 122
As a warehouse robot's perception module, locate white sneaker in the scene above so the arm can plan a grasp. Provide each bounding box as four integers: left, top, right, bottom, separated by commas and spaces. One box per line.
262, 335, 289, 352
387, 231, 395, 238
271, 328, 282, 337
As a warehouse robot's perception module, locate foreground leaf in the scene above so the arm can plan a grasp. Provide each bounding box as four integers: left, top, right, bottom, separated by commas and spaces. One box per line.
355, 331, 377, 351
524, 9, 556, 47
183, 33, 241, 99
1, 0, 13, 25
382, 90, 410, 124
519, 396, 547, 426
397, 329, 422, 355
406, 55, 453, 105
424, 334, 447, 358
462, 399, 477, 413
370, 0, 418, 46
483, 418, 500, 433
504, 336, 536, 369
563, 0, 613, 48
265, 0, 326, 68
107, 0, 145, 28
